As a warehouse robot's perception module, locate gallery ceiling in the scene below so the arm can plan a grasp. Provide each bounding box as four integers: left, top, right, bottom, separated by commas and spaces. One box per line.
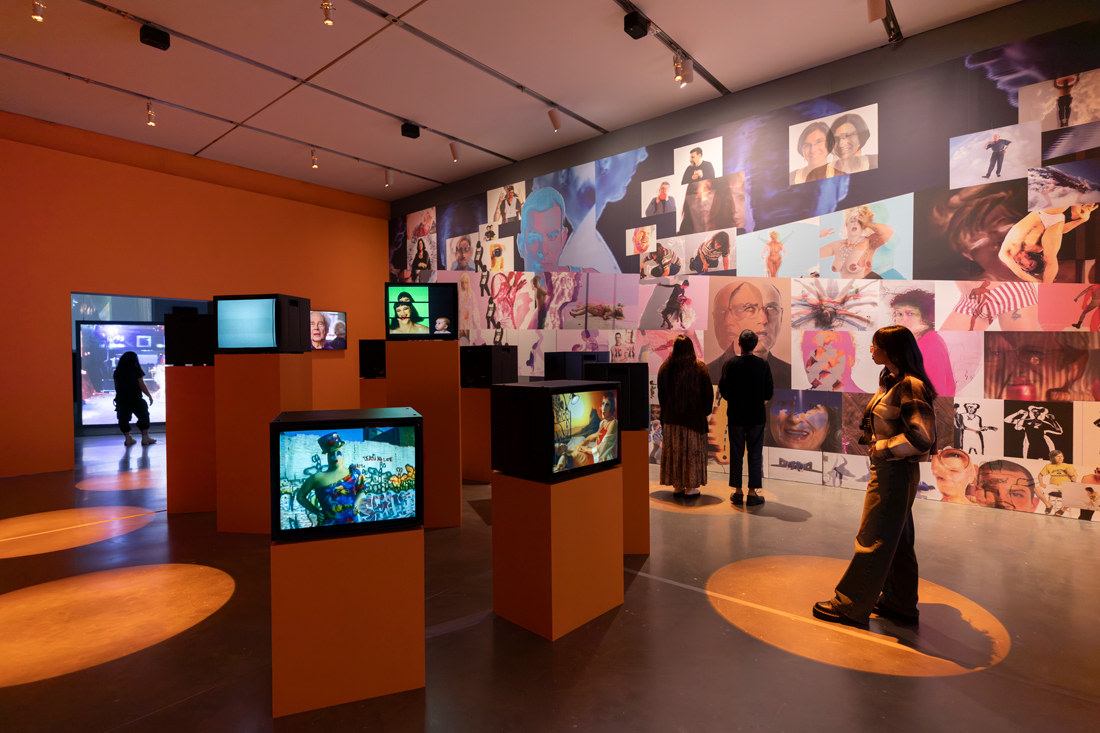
0, 0, 1019, 202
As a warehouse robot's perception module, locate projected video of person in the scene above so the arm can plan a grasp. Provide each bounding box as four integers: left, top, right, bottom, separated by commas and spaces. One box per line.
78, 322, 166, 427
277, 427, 417, 530
551, 389, 619, 473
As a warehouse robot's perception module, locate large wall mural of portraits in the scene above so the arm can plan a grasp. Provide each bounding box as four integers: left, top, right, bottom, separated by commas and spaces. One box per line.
391, 20, 1100, 522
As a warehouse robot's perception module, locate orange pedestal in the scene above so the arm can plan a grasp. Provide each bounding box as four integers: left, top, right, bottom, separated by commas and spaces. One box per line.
386, 341, 461, 528
271, 530, 425, 717
492, 468, 624, 640
359, 378, 387, 409
214, 354, 311, 534
460, 388, 492, 483
621, 430, 650, 555
165, 366, 216, 513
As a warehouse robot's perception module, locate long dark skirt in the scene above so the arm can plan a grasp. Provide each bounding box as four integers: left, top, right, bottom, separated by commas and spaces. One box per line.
659, 423, 708, 490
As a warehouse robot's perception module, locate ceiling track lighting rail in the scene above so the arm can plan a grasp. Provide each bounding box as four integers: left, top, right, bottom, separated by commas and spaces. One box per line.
613, 0, 729, 95
347, 0, 608, 134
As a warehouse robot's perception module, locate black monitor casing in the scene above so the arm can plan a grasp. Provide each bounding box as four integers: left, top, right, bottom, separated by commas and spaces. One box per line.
213, 293, 310, 354
460, 345, 518, 388
582, 362, 649, 431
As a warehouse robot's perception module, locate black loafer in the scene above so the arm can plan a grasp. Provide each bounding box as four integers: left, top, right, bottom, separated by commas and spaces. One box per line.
812, 601, 869, 629
730, 493, 744, 505
872, 602, 919, 626
745, 493, 765, 507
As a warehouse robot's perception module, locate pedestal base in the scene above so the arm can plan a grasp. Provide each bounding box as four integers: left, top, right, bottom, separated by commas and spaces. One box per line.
165, 366, 215, 514
271, 530, 425, 717
492, 469, 624, 640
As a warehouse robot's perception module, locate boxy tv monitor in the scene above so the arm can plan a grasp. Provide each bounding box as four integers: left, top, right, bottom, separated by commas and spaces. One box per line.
309, 310, 348, 351
77, 321, 166, 427
214, 293, 310, 353
270, 408, 423, 542
491, 381, 620, 483
384, 283, 458, 341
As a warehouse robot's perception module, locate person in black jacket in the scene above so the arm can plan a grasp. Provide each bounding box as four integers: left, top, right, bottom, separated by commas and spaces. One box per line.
113, 351, 155, 446
657, 335, 714, 496
718, 330, 774, 506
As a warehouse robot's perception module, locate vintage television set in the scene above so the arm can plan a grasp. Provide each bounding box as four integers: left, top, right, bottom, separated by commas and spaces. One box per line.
384, 283, 458, 341
491, 380, 621, 483
309, 310, 348, 351
270, 408, 423, 542
582, 362, 648, 431
543, 351, 610, 381
460, 345, 518, 388
213, 294, 310, 354
76, 321, 167, 427
359, 339, 386, 379
164, 312, 216, 366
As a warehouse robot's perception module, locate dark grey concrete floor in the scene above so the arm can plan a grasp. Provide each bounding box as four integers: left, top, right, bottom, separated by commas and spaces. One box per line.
1, 434, 1098, 732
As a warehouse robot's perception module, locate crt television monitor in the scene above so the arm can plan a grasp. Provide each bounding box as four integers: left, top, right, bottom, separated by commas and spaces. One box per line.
270, 408, 424, 542
214, 294, 310, 353
76, 321, 166, 427
309, 310, 348, 351
384, 283, 458, 341
491, 380, 620, 483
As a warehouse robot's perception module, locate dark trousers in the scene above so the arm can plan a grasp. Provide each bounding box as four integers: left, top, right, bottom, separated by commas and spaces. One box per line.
985, 151, 1005, 176
833, 457, 919, 620
728, 422, 764, 489
116, 398, 150, 433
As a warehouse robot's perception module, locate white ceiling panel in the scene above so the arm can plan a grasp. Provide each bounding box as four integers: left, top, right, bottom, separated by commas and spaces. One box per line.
198, 125, 433, 200
311, 25, 599, 160
0, 56, 234, 155
246, 83, 507, 185
0, 0, 298, 121
116, 0, 414, 80
406, 0, 720, 131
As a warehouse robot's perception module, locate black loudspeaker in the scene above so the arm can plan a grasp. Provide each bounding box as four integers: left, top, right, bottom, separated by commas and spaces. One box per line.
623, 11, 648, 40
460, 345, 518, 388
165, 313, 216, 366
401, 122, 420, 139
140, 24, 171, 51
543, 351, 610, 381
583, 362, 648, 431
359, 339, 386, 379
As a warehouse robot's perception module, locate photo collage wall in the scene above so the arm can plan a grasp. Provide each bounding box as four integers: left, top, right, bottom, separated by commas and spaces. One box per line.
388, 21, 1100, 521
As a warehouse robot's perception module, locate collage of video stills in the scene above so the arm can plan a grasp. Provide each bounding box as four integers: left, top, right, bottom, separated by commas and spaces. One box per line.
388, 21, 1100, 521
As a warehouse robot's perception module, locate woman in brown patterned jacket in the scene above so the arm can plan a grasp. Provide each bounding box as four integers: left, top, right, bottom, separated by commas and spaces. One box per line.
813, 325, 937, 629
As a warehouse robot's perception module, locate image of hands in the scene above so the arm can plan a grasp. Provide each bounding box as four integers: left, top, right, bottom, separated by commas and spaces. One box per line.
640, 177, 678, 218
1018, 69, 1100, 131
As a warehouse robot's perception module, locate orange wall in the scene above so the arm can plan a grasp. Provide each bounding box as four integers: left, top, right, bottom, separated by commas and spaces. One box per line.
1, 135, 388, 477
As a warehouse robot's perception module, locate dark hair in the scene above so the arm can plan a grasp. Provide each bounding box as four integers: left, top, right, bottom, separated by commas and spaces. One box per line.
709, 231, 731, 255
416, 238, 425, 250
113, 351, 141, 379
889, 289, 934, 327
1049, 450, 1063, 461
391, 294, 423, 326
602, 391, 617, 417
738, 329, 758, 353
830, 113, 870, 149
797, 121, 834, 157
1017, 249, 1044, 271
670, 334, 697, 362
872, 325, 937, 398
689, 147, 703, 157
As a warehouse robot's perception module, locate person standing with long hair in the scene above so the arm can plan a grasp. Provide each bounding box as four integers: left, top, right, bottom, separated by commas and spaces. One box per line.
813, 325, 937, 628
113, 351, 156, 446
657, 335, 714, 496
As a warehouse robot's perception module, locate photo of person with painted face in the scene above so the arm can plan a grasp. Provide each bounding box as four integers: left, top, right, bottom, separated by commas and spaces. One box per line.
975, 459, 1040, 513
765, 389, 841, 453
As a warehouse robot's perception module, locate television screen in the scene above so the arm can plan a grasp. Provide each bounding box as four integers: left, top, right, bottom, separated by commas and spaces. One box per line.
552, 387, 620, 475
309, 310, 348, 351
492, 380, 621, 483
77, 321, 166, 427
271, 408, 423, 542
384, 283, 458, 341
214, 293, 311, 353
217, 297, 276, 349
